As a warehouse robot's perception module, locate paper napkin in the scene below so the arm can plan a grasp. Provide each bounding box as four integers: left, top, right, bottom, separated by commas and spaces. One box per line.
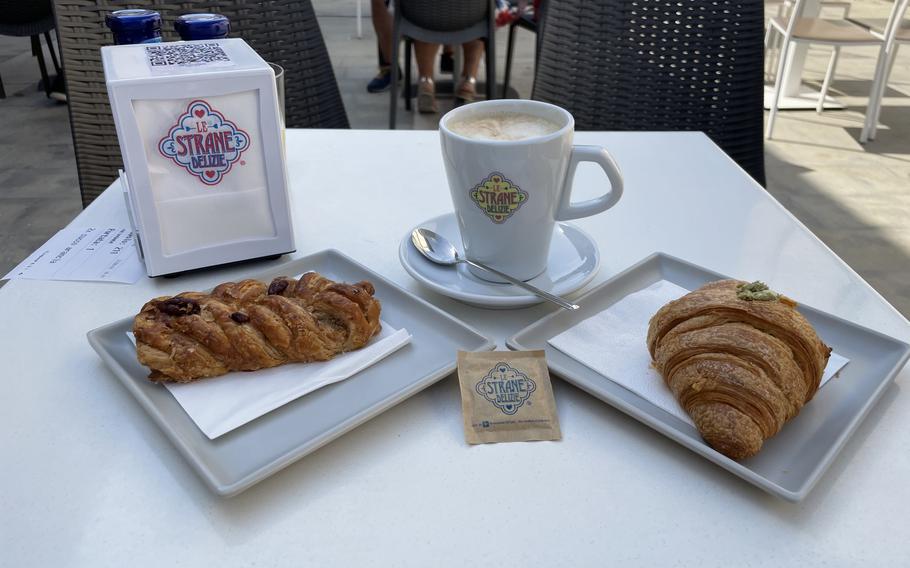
129, 320, 410, 439
548, 280, 849, 426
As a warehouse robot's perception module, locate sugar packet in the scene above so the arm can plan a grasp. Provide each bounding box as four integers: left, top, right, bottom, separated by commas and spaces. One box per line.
456, 350, 561, 444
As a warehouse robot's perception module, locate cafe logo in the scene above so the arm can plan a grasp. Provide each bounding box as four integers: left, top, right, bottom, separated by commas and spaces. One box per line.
475, 362, 537, 416
158, 99, 250, 186
469, 172, 528, 224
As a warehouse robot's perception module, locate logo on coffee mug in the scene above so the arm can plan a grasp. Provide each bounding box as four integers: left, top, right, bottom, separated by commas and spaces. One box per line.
475, 362, 537, 415
158, 99, 250, 186
469, 172, 528, 223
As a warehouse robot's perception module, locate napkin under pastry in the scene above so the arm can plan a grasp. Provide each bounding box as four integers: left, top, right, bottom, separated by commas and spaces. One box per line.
129, 320, 410, 439
548, 280, 849, 427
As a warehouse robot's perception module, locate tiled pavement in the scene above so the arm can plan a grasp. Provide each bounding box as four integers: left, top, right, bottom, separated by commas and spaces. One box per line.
0, 35, 82, 276
762, 0, 910, 317
0, 0, 907, 317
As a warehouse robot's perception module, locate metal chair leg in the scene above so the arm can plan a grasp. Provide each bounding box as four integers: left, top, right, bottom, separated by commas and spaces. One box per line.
503, 22, 517, 98
485, 18, 495, 101
862, 42, 891, 143
763, 24, 775, 80
817, 46, 840, 114
31, 35, 51, 97
865, 0, 910, 141
769, 0, 792, 84
404, 38, 412, 111
870, 43, 901, 140
885, 43, 900, 85
356, 0, 363, 38
44, 31, 61, 75
766, 37, 793, 139
389, 21, 400, 129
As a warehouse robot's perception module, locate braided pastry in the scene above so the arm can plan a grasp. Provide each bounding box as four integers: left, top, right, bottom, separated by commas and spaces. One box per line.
647, 280, 831, 460
133, 272, 382, 383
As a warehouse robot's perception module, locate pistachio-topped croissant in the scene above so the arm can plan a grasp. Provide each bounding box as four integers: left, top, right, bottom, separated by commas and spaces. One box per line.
647, 280, 831, 460
133, 272, 382, 383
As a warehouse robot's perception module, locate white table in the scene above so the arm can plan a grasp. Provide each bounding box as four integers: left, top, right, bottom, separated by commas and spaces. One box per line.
2, 130, 908, 566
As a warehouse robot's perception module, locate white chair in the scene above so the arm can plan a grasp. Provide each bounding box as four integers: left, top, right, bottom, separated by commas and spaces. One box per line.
765, 0, 883, 139
856, 0, 910, 142
765, 0, 852, 83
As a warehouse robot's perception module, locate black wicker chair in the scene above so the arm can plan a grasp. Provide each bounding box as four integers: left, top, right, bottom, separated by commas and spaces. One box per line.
532, 0, 766, 184
53, 0, 349, 206
390, 0, 496, 128
0, 0, 62, 98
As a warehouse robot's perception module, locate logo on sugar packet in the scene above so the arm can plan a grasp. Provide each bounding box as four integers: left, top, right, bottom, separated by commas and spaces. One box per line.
469, 172, 528, 224
158, 100, 250, 185
475, 362, 537, 415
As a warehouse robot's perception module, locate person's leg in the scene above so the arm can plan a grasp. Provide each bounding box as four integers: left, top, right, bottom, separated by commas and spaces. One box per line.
414, 41, 439, 112
367, 0, 395, 93
414, 41, 438, 79
372, 0, 393, 64
456, 40, 484, 102
461, 40, 483, 79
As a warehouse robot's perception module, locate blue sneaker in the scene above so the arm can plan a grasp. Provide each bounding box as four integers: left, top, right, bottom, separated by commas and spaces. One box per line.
367, 68, 393, 93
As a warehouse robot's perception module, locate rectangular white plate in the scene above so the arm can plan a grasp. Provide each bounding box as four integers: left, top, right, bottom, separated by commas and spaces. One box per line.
88, 249, 494, 496
507, 253, 910, 502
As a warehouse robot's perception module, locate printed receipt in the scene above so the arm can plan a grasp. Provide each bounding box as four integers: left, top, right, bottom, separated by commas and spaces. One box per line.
3, 226, 145, 284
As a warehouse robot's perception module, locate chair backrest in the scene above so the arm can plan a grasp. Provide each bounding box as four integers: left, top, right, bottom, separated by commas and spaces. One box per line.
777, 0, 807, 39
54, 0, 349, 207
883, 0, 910, 44
399, 0, 489, 32
0, 0, 54, 32
532, 0, 766, 184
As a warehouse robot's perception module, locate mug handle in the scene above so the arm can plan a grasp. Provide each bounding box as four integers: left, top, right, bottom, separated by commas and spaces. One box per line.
555, 145, 624, 221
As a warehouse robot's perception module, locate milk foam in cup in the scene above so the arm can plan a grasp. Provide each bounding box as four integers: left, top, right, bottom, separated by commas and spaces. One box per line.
448, 112, 561, 141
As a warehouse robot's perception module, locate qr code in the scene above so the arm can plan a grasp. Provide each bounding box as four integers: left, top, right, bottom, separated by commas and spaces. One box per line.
145, 43, 230, 67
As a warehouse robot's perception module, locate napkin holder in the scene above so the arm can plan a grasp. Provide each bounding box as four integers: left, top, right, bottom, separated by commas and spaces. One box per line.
102, 38, 294, 277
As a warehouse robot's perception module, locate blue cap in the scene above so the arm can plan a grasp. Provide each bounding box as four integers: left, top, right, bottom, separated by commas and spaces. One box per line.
105, 9, 162, 44
105, 9, 161, 35
174, 13, 231, 41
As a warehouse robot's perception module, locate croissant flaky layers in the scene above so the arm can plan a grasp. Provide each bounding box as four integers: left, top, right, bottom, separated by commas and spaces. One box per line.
133, 272, 382, 383
647, 280, 831, 460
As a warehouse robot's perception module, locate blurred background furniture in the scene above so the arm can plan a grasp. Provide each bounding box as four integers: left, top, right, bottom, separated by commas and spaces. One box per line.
764, 0, 851, 85
0, 0, 61, 99
53, 0, 348, 207
763, 0, 857, 110
854, 0, 910, 141
765, 0, 883, 140
501, 0, 545, 98
531, 0, 766, 185
389, 0, 496, 128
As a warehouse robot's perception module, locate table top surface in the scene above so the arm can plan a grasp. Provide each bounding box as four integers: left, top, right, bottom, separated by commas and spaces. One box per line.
2, 129, 908, 566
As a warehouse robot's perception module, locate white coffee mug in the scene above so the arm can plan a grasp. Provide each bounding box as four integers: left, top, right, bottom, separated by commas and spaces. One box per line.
439, 99, 623, 282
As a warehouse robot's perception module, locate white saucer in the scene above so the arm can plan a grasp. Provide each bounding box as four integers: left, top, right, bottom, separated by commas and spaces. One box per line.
398, 213, 600, 309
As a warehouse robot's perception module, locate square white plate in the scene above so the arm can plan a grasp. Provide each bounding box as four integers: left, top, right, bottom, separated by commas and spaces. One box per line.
88, 249, 494, 496
507, 253, 910, 501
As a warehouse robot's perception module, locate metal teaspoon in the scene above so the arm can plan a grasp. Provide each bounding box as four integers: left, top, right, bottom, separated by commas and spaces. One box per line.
410, 227, 580, 311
